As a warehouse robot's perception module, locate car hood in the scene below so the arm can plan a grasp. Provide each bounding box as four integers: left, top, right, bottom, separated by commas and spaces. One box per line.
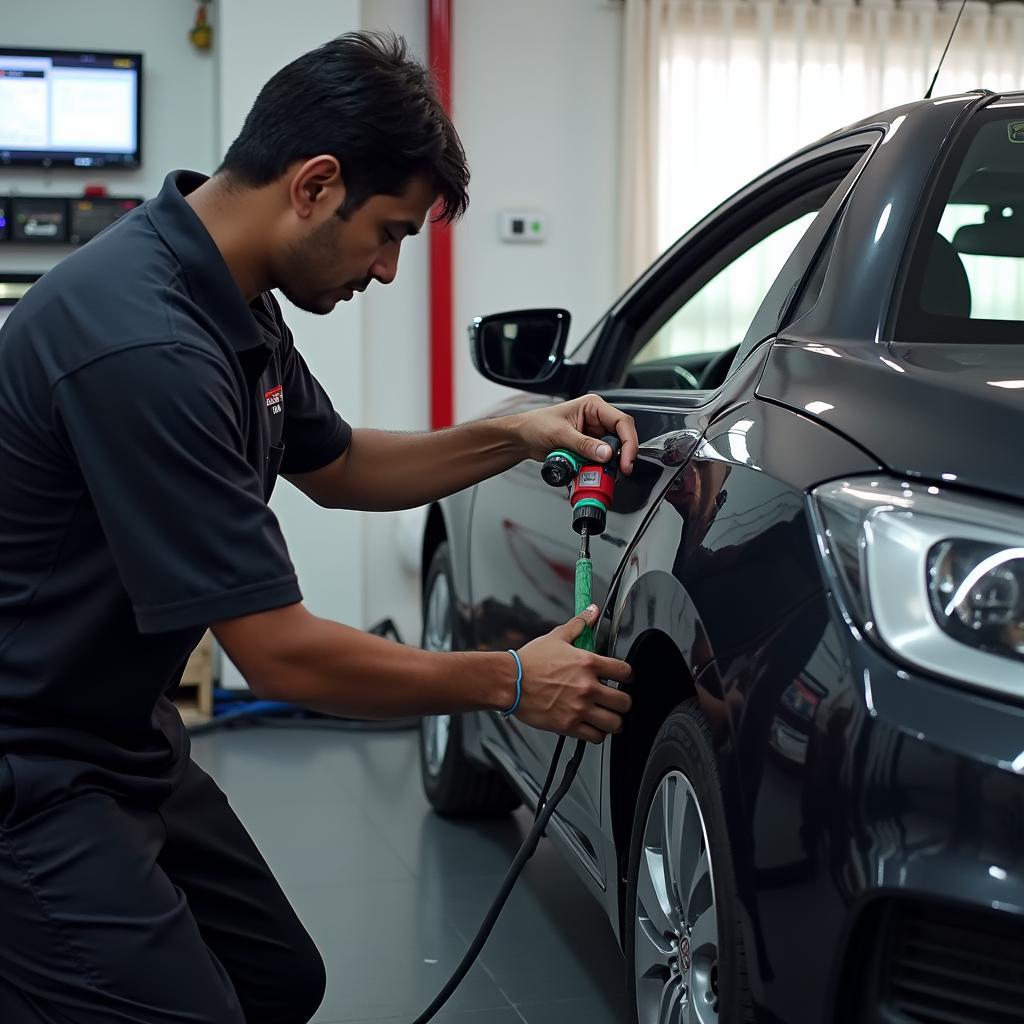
756, 339, 1024, 501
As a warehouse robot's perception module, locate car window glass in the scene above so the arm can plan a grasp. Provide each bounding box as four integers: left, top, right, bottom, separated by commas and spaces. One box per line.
789, 218, 840, 325
566, 317, 602, 364
935, 204, 1024, 322
624, 212, 817, 384
897, 111, 1024, 343
580, 138, 877, 393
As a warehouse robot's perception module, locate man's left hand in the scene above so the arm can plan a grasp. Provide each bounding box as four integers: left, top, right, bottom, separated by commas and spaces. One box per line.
515, 395, 638, 476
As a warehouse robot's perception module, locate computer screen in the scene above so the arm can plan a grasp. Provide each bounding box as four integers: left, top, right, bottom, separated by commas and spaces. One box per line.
0, 48, 142, 168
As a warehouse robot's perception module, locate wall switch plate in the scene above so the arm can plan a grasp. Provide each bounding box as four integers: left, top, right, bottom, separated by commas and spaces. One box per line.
499, 210, 546, 243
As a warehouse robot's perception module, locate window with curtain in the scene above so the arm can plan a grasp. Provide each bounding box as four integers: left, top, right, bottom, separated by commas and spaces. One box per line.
619, 0, 1024, 358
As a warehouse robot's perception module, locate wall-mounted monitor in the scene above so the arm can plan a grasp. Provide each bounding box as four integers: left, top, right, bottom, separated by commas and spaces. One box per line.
0, 47, 142, 169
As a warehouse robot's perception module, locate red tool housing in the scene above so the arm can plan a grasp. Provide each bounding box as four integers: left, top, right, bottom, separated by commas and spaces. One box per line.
570, 464, 617, 511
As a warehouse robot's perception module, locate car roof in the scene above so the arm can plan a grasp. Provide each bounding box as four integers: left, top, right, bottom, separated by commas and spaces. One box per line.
797, 90, 1001, 160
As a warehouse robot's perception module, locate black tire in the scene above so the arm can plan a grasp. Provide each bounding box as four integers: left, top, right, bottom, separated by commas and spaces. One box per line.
625, 699, 753, 1024
418, 542, 521, 818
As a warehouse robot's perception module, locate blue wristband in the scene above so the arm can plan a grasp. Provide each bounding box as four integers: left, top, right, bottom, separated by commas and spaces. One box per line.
501, 649, 523, 719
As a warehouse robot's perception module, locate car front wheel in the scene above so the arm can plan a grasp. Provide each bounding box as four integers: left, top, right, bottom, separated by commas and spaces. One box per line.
418, 541, 521, 818
625, 700, 753, 1024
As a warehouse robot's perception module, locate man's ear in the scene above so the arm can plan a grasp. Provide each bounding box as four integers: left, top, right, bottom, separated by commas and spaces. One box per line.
289, 156, 345, 219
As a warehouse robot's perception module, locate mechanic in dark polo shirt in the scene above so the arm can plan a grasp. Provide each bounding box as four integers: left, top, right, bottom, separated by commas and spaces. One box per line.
0, 31, 636, 1024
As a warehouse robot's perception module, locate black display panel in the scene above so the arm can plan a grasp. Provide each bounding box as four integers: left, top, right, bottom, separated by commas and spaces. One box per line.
69, 196, 141, 244
0, 47, 142, 168
10, 196, 68, 242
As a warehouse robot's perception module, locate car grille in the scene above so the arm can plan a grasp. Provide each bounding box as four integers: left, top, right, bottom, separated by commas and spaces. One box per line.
841, 900, 1024, 1023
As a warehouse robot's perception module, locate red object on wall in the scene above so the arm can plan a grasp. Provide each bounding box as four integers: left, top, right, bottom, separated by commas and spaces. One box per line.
429, 0, 453, 430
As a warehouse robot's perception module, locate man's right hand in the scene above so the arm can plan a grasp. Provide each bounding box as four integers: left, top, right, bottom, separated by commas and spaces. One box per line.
514, 605, 634, 744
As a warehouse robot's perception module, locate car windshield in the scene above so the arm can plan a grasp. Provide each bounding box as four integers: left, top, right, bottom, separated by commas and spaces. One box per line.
897, 106, 1024, 344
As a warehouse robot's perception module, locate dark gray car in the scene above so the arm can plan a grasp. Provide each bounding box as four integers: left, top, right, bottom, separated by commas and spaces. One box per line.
419, 90, 1024, 1024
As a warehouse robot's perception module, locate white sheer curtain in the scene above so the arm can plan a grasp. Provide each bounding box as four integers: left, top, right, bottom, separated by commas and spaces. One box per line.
619, 0, 1024, 287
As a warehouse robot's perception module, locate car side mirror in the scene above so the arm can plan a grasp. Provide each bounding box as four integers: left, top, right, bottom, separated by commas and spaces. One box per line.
469, 308, 570, 391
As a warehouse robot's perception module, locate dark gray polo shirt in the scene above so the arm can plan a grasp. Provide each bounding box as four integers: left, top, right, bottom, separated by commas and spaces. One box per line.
0, 170, 350, 804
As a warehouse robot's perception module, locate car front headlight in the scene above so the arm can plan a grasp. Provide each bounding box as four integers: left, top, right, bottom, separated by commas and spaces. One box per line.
811, 477, 1024, 699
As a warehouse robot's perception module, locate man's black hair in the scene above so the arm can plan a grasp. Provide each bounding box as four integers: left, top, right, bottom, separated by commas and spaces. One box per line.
219, 31, 469, 223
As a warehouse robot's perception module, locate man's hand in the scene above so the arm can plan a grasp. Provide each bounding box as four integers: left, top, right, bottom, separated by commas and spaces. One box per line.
515, 395, 639, 476
514, 605, 633, 744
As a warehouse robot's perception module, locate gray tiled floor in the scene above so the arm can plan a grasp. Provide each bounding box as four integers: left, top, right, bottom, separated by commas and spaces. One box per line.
190, 725, 630, 1024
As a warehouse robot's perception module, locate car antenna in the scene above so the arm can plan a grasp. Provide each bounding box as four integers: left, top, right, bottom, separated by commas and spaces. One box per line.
925, 0, 968, 100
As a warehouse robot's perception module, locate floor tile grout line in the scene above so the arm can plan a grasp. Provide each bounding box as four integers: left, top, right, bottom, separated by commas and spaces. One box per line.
450, 925, 525, 1021
221, 787, 419, 882
198, 731, 630, 1024
451, 923, 502, 988
285, 768, 422, 885
507, 996, 531, 1023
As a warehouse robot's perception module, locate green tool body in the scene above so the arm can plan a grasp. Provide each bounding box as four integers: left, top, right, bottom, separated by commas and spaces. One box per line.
540, 435, 622, 652
541, 434, 621, 653
574, 556, 595, 652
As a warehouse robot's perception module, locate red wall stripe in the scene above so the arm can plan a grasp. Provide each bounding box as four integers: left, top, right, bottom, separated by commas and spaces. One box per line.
429, 0, 454, 430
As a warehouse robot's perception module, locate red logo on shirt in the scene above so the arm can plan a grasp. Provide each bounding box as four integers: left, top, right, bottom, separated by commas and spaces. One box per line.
265, 385, 283, 415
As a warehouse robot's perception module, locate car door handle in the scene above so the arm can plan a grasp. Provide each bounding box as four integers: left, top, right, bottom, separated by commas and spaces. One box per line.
637, 429, 702, 467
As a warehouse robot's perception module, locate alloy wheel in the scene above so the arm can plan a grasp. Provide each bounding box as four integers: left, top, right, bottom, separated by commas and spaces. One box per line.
422, 571, 453, 776
634, 770, 720, 1024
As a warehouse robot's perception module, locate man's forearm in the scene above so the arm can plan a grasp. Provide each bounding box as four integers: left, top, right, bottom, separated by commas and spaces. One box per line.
286, 394, 639, 512
213, 600, 633, 742
222, 606, 518, 717
327, 418, 528, 511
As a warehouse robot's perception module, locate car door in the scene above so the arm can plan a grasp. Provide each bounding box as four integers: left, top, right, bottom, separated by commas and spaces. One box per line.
467, 129, 882, 888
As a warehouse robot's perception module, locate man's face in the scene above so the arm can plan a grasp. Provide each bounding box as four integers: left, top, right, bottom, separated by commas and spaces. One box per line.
275, 174, 436, 315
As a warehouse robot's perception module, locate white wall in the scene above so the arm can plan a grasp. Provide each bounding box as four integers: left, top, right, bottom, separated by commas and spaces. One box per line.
216, 0, 365, 688
360, 0, 431, 647
453, 0, 623, 421
0, 0, 219, 276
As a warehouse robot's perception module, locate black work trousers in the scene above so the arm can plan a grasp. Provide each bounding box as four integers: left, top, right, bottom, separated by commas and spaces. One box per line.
0, 756, 326, 1023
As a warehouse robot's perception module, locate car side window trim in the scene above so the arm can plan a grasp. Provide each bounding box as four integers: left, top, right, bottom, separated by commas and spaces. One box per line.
585, 129, 884, 394
752, 131, 885, 352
